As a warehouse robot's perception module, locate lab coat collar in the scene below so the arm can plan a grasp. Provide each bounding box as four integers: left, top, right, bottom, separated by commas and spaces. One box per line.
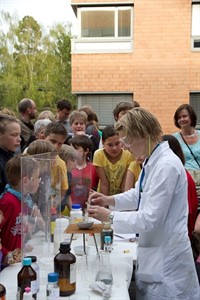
146, 141, 169, 167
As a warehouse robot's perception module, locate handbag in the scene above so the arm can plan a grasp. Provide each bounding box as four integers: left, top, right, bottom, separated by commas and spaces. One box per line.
180, 133, 200, 186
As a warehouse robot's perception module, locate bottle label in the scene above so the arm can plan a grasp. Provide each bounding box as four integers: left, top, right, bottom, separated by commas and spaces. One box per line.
74, 217, 82, 223
46, 287, 59, 299
70, 263, 76, 284
32, 263, 40, 292
16, 287, 20, 300
31, 280, 37, 294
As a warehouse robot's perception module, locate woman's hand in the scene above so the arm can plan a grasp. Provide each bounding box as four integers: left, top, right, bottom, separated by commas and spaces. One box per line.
87, 205, 111, 222
88, 192, 109, 207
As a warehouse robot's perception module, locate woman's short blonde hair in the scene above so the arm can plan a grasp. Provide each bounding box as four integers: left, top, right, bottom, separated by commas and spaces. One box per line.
115, 108, 163, 142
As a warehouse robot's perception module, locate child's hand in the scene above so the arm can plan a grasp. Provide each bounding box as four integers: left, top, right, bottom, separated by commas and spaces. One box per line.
12, 248, 22, 263
3, 248, 22, 265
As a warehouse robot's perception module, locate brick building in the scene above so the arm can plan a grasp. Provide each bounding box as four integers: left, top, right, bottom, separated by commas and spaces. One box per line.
70, 0, 200, 133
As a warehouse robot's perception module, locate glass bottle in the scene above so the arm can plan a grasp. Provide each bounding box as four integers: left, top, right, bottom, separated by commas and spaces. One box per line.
25, 256, 40, 292
0, 283, 6, 300
54, 242, 76, 296
46, 273, 59, 300
100, 221, 113, 250
96, 236, 113, 286
17, 257, 37, 300
53, 218, 69, 255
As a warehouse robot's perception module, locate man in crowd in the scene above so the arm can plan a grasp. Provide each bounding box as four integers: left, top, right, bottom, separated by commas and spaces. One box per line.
18, 98, 37, 151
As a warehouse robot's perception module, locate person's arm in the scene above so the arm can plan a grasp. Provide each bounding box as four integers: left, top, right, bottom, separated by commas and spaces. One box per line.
194, 213, 200, 233
96, 166, 110, 195
66, 195, 72, 211
124, 169, 135, 191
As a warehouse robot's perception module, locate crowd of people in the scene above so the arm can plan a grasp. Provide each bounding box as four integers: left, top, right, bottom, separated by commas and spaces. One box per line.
0, 98, 200, 299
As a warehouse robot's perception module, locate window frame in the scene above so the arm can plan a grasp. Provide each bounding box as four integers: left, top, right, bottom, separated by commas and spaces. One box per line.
191, 2, 200, 50
77, 93, 133, 127
78, 6, 133, 40
190, 92, 200, 128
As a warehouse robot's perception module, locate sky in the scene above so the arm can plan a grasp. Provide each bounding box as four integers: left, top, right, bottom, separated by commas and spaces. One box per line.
0, 0, 78, 35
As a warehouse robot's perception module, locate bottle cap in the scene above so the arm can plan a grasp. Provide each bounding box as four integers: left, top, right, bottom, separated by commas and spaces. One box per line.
104, 236, 111, 243
25, 255, 37, 263
24, 287, 31, 293
48, 272, 59, 283
23, 257, 32, 266
59, 241, 71, 252
71, 204, 81, 210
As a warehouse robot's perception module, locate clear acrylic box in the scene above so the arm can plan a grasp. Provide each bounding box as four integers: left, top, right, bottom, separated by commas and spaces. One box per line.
21, 152, 62, 265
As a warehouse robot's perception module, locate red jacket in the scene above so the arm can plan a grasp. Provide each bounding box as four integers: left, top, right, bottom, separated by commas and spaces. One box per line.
0, 192, 21, 257
186, 170, 198, 239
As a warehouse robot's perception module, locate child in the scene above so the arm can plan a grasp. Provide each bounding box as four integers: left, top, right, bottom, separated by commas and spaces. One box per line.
59, 144, 78, 215
0, 155, 43, 267
69, 135, 99, 210
93, 125, 133, 195
0, 114, 21, 194
26, 139, 56, 216
66, 110, 99, 159
124, 157, 144, 190
44, 122, 69, 199
113, 101, 138, 121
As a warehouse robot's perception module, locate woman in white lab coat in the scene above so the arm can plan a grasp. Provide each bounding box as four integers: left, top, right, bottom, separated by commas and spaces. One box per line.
88, 108, 200, 300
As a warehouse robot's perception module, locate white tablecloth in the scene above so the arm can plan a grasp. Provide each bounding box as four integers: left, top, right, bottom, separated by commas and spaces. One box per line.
0, 230, 137, 300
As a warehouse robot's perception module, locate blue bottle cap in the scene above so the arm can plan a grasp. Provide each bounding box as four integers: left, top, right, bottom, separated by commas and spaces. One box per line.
72, 204, 81, 209
23, 257, 32, 266
104, 236, 111, 243
48, 272, 59, 283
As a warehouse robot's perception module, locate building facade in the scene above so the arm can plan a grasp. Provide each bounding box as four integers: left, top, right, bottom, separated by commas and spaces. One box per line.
70, 0, 200, 132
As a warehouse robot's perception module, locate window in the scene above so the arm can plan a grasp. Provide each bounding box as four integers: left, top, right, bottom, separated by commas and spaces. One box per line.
80, 6, 132, 38
191, 3, 200, 50
190, 92, 200, 127
78, 94, 133, 127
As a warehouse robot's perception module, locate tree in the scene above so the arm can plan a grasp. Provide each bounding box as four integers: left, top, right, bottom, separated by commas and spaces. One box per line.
0, 11, 76, 111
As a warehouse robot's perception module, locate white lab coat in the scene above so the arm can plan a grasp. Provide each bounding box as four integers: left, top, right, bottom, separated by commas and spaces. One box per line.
112, 141, 200, 299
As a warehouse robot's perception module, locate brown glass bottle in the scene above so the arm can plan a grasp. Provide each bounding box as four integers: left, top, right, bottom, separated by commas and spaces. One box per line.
0, 283, 6, 300
17, 257, 37, 300
54, 242, 76, 297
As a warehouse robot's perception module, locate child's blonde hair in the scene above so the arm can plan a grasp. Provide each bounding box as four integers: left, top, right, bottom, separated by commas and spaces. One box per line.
0, 114, 20, 134
26, 140, 55, 155
59, 144, 77, 162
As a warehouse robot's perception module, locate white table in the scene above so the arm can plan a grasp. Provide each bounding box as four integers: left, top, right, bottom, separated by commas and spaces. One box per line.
0, 231, 137, 299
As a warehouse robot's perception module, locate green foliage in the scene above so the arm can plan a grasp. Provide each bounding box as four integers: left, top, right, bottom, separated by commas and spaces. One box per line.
0, 11, 77, 112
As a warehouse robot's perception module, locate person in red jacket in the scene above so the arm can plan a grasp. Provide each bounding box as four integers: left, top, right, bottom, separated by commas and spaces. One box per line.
0, 154, 42, 267
162, 135, 198, 239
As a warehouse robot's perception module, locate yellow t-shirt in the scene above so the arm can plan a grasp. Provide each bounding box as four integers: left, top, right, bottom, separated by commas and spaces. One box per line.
93, 149, 133, 195
128, 161, 142, 185
51, 155, 68, 191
